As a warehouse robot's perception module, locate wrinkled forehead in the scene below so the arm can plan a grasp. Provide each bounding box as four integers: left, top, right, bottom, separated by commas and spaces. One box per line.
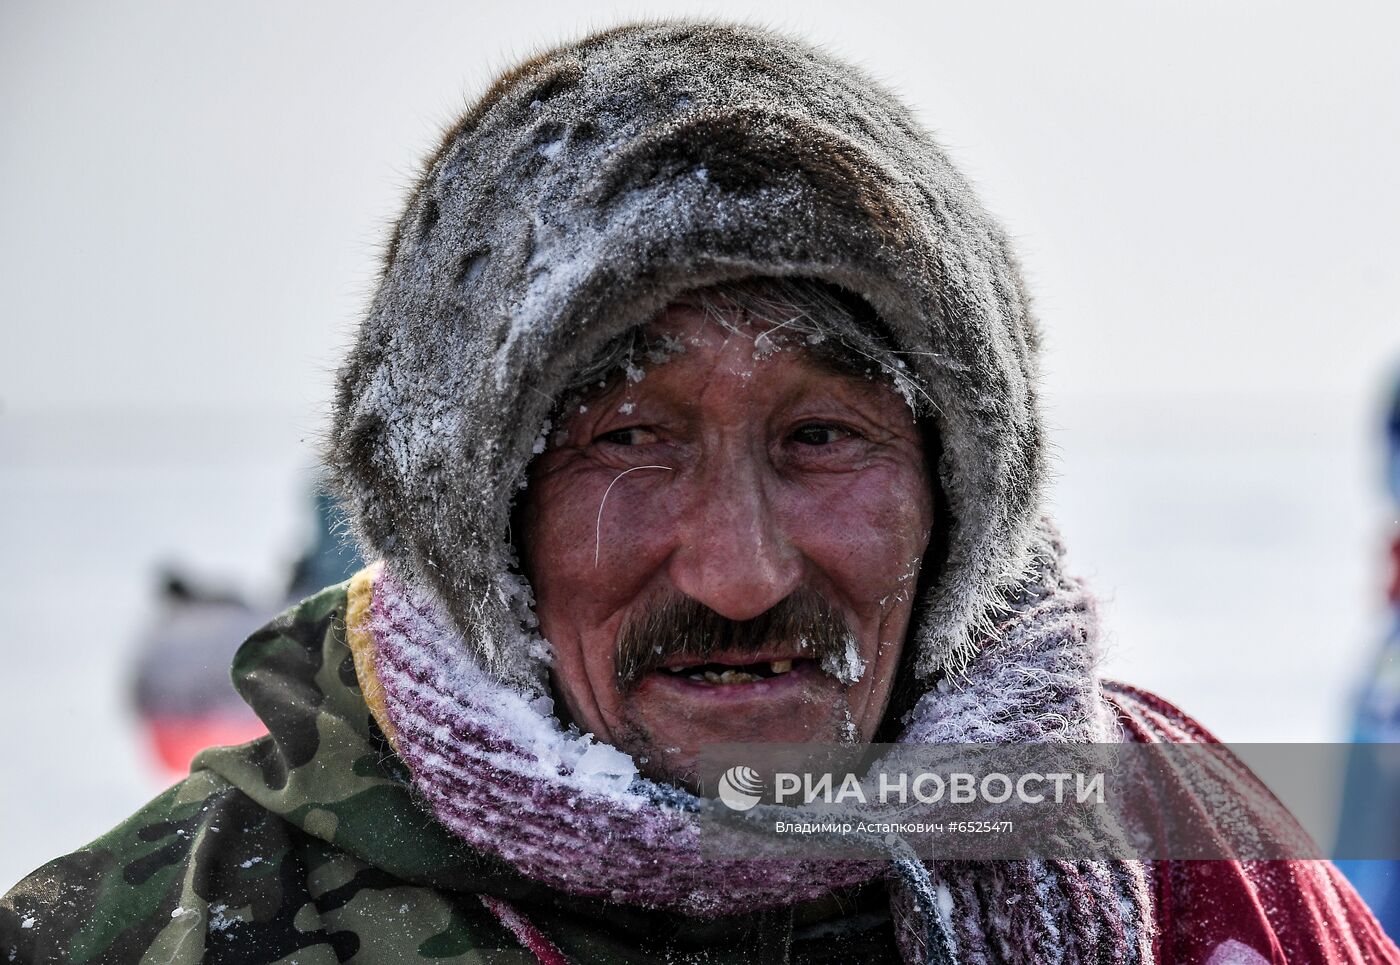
558, 279, 927, 414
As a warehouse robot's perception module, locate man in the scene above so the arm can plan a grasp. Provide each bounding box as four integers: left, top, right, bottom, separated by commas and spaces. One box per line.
3, 21, 1396, 964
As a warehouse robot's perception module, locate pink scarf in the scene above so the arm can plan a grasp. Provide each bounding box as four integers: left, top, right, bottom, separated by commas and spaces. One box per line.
360, 528, 1155, 963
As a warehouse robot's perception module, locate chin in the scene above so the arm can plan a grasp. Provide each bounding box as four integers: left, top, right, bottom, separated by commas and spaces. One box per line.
614, 683, 863, 791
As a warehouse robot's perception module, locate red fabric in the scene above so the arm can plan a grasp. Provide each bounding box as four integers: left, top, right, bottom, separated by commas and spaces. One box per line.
478, 895, 572, 965
1105, 682, 1400, 964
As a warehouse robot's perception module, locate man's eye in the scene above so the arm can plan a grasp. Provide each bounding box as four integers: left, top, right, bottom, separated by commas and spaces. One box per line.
598, 427, 658, 446
791, 424, 851, 446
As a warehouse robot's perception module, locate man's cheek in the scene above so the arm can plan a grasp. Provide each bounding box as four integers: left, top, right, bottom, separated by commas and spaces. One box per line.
549, 475, 681, 568
791, 477, 930, 582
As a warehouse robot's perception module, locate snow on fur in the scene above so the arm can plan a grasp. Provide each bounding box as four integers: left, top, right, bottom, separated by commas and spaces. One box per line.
327, 20, 1046, 689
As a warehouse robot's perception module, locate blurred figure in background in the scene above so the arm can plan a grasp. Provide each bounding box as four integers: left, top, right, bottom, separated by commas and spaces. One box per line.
1391, 378, 1400, 507
1336, 371, 1400, 935
130, 570, 272, 775
129, 480, 362, 775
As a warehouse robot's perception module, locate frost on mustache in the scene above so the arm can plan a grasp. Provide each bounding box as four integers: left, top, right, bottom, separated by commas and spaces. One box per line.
817, 632, 866, 685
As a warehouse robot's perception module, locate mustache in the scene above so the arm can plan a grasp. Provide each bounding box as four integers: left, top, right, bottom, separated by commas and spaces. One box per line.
614, 587, 854, 691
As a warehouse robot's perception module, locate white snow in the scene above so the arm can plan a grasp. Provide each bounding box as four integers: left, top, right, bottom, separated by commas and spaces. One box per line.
572, 738, 639, 793
1205, 940, 1270, 965
208, 904, 236, 933
530, 418, 552, 455
821, 634, 866, 685
935, 882, 955, 920
495, 570, 537, 626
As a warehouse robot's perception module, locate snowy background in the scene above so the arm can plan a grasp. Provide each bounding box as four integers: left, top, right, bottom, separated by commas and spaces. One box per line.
3, 1, 1398, 891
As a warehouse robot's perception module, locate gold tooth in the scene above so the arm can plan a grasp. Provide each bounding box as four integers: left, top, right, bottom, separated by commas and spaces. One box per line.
769, 659, 793, 674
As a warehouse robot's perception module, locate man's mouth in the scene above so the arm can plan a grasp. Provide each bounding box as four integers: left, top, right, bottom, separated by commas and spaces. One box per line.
656, 657, 805, 685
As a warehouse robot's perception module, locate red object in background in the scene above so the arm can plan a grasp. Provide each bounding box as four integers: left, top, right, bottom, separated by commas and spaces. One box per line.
1389, 533, 1400, 606
130, 572, 282, 778
144, 715, 268, 776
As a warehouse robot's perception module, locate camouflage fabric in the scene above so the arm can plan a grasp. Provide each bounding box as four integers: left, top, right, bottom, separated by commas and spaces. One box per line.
1, 583, 901, 964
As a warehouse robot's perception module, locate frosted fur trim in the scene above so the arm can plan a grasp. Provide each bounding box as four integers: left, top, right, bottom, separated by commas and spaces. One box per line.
363, 523, 1154, 963
328, 20, 1047, 687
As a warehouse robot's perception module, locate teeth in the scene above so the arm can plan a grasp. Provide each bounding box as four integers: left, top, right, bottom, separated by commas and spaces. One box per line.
673, 664, 794, 685
687, 669, 764, 685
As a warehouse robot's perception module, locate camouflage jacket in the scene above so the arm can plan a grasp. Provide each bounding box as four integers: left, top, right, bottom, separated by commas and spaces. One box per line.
0, 584, 900, 964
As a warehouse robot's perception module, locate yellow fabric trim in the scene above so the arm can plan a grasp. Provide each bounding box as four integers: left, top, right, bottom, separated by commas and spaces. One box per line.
345, 561, 398, 748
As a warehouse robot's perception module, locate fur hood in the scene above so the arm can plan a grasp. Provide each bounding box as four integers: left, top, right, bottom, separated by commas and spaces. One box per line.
328, 20, 1046, 691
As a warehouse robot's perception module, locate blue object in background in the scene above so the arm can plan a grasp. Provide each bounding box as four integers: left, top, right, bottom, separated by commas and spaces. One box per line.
1336, 372, 1400, 935
1388, 377, 1400, 505
287, 485, 365, 600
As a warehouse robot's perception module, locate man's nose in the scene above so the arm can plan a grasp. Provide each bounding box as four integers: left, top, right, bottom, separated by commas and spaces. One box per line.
665, 458, 805, 621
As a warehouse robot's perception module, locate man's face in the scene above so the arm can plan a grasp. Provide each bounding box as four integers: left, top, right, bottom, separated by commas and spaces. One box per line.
520, 299, 933, 784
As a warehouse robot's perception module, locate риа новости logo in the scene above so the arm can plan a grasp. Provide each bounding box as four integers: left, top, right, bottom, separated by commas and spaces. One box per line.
717, 765, 764, 811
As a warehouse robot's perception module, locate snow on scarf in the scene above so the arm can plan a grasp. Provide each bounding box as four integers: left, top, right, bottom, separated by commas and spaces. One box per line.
358, 524, 1154, 965
327, 18, 1156, 964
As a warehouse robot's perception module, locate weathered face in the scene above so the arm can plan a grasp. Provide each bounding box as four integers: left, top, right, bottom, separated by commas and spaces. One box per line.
519, 300, 934, 785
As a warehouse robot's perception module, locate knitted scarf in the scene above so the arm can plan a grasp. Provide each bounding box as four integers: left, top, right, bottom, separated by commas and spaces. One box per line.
350, 526, 1155, 964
